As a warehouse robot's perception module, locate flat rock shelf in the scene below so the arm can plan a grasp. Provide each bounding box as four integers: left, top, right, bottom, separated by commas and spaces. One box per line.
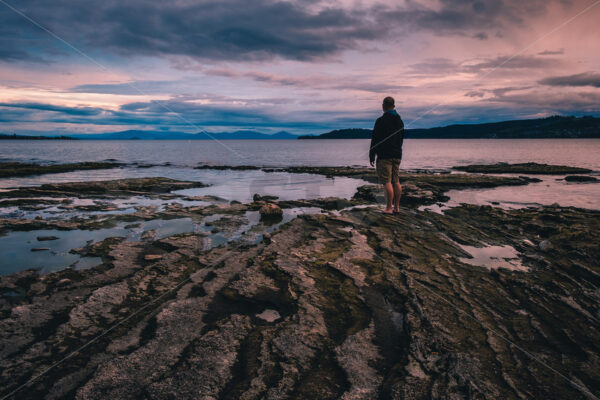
0, 168, 599, 399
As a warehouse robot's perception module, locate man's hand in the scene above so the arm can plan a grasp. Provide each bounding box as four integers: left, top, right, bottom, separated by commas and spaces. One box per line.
370, 161, 375, 167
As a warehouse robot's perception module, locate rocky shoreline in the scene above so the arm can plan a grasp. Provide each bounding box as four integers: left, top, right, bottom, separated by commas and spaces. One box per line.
0, 162, 123, 178
0, 166, 599, 399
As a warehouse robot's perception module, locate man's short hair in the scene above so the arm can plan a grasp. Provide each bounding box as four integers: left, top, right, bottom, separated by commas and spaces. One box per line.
382, 96, 395, 109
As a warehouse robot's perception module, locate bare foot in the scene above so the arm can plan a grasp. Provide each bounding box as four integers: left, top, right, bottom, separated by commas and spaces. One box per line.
382, 208, 394, 214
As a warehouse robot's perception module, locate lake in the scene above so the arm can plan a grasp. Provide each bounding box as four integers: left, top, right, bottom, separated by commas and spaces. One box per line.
1, 139, 599, 170
1, 138, 599, 274
1, 139, 599, 210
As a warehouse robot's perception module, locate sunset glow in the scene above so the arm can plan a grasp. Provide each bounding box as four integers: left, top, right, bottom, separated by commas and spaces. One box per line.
1, 0, 599, 135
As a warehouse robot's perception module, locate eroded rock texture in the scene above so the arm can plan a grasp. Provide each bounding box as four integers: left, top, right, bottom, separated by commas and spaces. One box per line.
1, 205, 599, 399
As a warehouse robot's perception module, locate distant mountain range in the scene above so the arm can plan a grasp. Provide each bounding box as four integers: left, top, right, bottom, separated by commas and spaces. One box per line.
3, 116, 599, 140
298, 116, 600, 139
67, 130, 298, 140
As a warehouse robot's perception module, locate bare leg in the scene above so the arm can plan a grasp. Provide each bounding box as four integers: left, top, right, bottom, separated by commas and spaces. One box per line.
383, 182, 394, 213
393, 182, 402, 211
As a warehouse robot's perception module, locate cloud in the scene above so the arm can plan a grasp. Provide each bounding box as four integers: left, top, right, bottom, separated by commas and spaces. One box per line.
538, 72, 600, 87
0, 0, 384, 62
374, 0, 551, 37
406, 54, 562, 77
0, 102, 102, 116
69, 81, 181, 95
0, 46, 48, 63
537, 49, 564, 55
463, 55, 562, 72
0, 0, 562, 63
0, 98, 349, 132
201, 67, 412, 92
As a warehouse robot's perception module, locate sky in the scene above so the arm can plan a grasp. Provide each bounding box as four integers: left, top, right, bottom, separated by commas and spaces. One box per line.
1, 0, 599, 136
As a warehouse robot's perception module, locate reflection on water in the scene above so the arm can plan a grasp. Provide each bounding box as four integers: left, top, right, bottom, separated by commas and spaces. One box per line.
457, 243, 528, 272
1, 139, 599, 275
445, 176, 600, 210
1, 139, 599, 170
0, 167, 367, 204
0, 218, 195, 275
0, 207, 325, 275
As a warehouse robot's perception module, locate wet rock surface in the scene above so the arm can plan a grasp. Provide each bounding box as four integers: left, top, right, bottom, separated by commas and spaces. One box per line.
0, 162, 123, 178
1, 168, 599, 399
262, 166, 534, 208
0, 177, 209, 200
1, 197, 599, 399
565, 175, 598, 182
453, 162, 593, 174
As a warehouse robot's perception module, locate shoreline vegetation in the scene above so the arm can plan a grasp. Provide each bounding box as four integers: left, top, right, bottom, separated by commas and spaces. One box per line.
299, 115, 600, 139
2, 115, 599, 140
0, 162, 599, 398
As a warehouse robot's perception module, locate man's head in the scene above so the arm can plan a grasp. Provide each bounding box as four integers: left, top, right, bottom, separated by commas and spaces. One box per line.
382, 96, 395, 111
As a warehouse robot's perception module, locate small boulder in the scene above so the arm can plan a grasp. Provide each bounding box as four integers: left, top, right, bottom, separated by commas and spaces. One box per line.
31, 247, 50, 252
37, 236, 59, 241
539, 240, 553, 252
564, 175, 597, 182
253, 193, 279, 202
144, 254, 163, 261
259, 203, 283, 220
141, 229, 157, 241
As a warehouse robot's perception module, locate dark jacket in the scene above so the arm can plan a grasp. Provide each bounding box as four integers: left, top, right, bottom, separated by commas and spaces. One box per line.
369, 110, 404, 163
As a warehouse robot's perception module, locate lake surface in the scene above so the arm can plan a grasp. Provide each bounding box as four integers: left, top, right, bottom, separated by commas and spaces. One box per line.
1, 139, 599, 274
1, 139, 599, 170
1, 139, 599, 210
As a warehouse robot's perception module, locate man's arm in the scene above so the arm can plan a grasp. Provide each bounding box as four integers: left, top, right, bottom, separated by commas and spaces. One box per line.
369, 119, 380, 166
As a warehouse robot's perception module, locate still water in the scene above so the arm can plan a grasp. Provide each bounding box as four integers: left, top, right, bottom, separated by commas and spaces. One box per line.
1, 139, 599, 274
1, 139, 598, 209
1, 139, 599, 170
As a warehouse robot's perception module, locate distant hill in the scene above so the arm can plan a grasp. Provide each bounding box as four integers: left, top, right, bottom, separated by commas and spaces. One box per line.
0, 133, 77, 140
298, 116, 600, 139
68, 130, 298, 140
298, 128, 372, 139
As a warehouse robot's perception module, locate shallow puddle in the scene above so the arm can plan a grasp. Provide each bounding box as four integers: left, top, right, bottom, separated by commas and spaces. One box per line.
0, 207, 325, 275
457, 243, 528, 272
255, 309, 281, 322
0, 218, 195, 275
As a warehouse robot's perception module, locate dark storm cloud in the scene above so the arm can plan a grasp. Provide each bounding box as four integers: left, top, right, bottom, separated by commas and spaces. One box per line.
0, 102, 102, 116
538, 72, 600, 87
0, 98, 338, 130
374, 0, 549, 37
0, 0, 558, 63
0, 0, 379, 62
0, 46, 47, 63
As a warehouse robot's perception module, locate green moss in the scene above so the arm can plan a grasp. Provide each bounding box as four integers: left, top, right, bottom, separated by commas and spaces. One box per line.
289, 350, 350, 400
311, 263, 370, 344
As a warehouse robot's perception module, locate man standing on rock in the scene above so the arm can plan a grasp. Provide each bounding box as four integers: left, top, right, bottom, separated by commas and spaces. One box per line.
369, 96, 405, 214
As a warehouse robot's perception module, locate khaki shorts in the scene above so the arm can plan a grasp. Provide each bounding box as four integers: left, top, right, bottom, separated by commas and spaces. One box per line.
376, 158, 401, 184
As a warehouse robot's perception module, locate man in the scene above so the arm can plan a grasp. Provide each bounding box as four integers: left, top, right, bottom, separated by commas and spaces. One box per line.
369, 96, 404, 214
